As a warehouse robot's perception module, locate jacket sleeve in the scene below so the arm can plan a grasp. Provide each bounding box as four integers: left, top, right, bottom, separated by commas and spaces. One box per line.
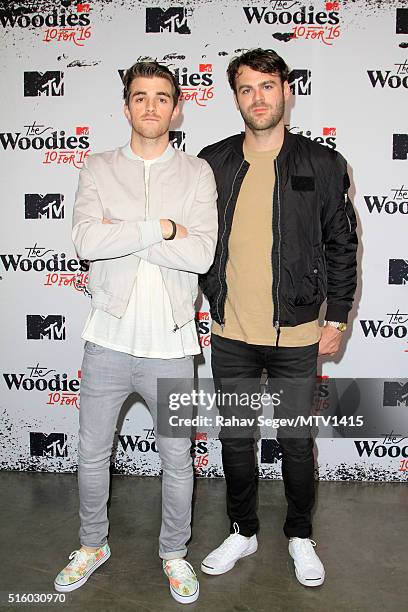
72, 158, 163, 261
321, 152, 358, 323
134, 159, 218, 274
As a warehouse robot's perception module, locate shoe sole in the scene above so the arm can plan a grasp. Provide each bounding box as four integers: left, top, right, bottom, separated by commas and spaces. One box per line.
54, 550, 111, 593
170, 582, 199, 604
200, 541, 258, 576
294, 568, 325, 587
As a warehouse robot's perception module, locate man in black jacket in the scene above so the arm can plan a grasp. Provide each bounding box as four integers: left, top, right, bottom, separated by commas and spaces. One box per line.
198, 48, 357, 587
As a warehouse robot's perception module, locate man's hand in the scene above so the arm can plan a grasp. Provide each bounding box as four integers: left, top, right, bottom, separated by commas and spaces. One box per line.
318, 325, 344, 356
102, 218, 113, 224
160, 219, 188, 239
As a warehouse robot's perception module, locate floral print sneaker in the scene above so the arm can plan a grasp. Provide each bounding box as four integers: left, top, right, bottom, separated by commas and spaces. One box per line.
54, 544, 111, 592
163, 558, 199, 604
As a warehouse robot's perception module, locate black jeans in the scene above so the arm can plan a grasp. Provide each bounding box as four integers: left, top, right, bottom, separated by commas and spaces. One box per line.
211, 333, 319, 539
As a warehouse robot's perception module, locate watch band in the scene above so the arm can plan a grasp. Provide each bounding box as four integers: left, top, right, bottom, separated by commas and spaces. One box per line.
324, 320, 347, 332
164, 219, 177, 241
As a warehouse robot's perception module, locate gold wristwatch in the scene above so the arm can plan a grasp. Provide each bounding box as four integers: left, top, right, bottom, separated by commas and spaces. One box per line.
324, 321, 347, 332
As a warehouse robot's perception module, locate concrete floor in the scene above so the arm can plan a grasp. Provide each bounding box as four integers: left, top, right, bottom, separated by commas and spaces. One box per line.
0, 472, 407, 612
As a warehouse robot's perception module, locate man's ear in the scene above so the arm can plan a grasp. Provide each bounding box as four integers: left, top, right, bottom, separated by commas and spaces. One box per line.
124, 103, 131, 123
233, 92, 240, 111
171, 103, 180, 122
283, 80, 291, 102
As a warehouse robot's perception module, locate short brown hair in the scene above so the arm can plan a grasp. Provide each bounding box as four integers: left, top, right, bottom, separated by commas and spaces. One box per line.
122, 61, 181, 107
227, 48, 290, 93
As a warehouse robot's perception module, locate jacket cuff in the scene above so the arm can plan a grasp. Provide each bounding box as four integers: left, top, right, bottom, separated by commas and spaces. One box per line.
139, 219, 163, 247
325, 304, 350, 324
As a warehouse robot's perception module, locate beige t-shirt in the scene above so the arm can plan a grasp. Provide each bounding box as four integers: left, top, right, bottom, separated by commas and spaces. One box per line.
212, 142, 321, 347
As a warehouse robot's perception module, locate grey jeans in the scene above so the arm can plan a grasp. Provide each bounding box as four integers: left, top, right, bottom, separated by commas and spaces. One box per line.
78, 341, 194, 560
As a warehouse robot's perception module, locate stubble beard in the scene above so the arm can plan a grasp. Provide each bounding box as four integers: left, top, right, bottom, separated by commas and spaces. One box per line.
240, 98, 285, 133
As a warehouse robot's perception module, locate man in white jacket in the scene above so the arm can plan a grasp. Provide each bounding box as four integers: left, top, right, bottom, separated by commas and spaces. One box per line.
54, 61, 218, 604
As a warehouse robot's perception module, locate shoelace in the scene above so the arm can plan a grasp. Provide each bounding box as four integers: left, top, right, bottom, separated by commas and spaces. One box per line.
166, 558, 196, 579
67, 549, 90, 568
293, 539, 318, 566
214, 533, 249, 558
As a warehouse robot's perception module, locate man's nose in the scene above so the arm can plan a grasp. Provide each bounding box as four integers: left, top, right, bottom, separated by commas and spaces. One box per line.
253, 88, 265, 103
146, 98, 157, 112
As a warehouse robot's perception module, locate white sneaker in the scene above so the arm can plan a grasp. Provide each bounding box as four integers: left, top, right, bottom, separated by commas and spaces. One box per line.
163, 558, 199, 604
288, 538, 325, 587
201, 523, 258, 575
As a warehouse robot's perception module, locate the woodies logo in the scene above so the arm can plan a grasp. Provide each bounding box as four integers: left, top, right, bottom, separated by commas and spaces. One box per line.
355, 433, 408, 474
196, 311, 211, 348
119, 63, 214, 107
360, 309, 408, 351
288, 125, 337, 149
25, 194, 65, 219
367, 59, 408, 89
389, 260, 408, 286
24, 71, 64, 97
0, 1, 92, 47
117, 428, 158, 453
0, 121, 90, 168
364, 186, 408, 215
192, 432, 209, 473
242, 1, 341, 46
145, 6, 191, 34
0, 244, 89, 294
2, 363, 81, 409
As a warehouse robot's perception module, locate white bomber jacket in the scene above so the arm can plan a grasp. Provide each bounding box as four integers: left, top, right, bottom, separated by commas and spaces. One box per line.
72, 146, 218, 329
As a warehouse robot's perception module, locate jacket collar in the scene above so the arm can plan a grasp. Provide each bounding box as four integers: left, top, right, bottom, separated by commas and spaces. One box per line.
230, 127, 296, 162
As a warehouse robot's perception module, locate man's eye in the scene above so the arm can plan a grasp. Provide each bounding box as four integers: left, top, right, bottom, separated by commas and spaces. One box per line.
135, 97, 144, 103
159, 98, 168, 103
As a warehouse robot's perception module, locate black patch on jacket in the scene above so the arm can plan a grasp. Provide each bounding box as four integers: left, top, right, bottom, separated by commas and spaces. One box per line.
291, 175, 315, 191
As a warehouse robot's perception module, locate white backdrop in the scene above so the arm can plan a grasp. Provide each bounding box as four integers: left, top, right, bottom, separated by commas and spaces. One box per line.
0, 0, 407, 481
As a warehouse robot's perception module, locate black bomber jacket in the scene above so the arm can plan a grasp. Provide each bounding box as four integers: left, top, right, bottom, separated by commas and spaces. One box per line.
198, 129, 358, 339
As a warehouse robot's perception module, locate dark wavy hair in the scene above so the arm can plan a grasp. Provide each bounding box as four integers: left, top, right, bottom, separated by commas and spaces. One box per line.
122, 61, 181, 107
227, 48, 290, 92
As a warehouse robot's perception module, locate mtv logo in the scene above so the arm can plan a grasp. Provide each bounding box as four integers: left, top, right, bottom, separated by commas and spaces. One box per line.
169, 130, 186, 151
288, 70, 311, 96
393, 134, 408, 160
388, 259, 408, 285
26, 315, 66, 340
30, 432, 68, 457
260, 439, 282, 463
76, 126, 89, 135
323, 127, 336, 136
383, 381, 408, 407
24, 71, 64, 97
145, 7, 191, 34
326, 2, 339, 9
199, 64, 212, 72
77, 3, 90, 11
196, 311, 209, 321
25, 194, 64, 220
396, 8, 408, 34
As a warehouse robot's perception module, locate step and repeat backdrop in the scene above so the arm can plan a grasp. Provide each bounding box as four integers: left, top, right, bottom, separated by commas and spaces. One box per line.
0, 0, 407, 481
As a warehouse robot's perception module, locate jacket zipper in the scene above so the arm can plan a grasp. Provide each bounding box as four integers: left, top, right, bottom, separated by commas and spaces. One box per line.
215, 160, 245, 329
274, 158, 282, 347
344, 192, 352, 232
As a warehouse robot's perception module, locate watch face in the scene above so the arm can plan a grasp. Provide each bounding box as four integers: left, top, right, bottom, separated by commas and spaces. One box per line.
338, 323, 347, 332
